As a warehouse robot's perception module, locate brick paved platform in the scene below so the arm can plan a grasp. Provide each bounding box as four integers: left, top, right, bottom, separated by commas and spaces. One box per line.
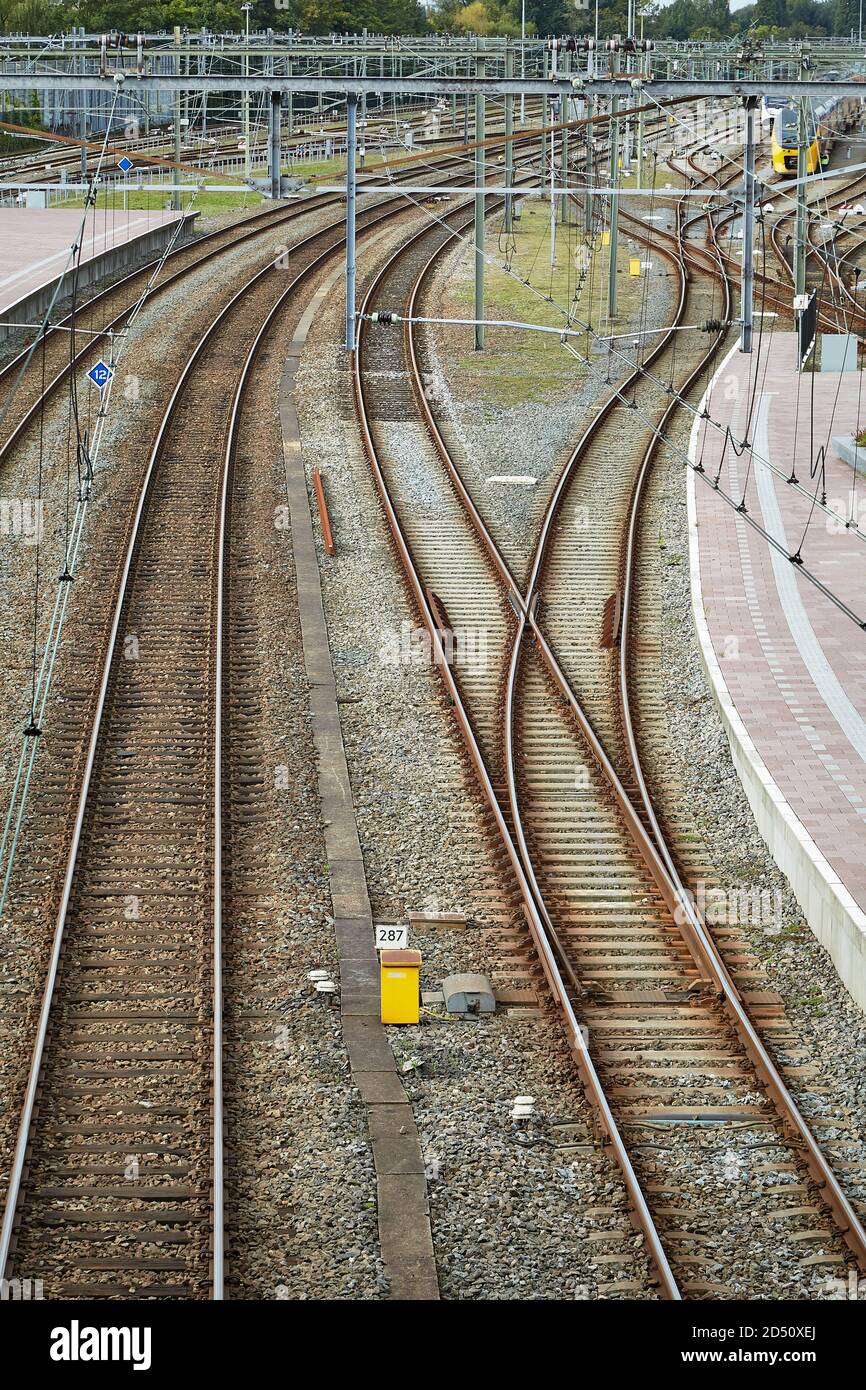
0, 207, 197, 342
688, 331, 866, 1011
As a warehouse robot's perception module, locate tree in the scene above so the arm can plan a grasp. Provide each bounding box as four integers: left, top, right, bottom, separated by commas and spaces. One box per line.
432, 0, 525, 33
295, 0, 428, 30
834, 0, 859, 32
753, 0, 787, 26
525, 0, 569, 33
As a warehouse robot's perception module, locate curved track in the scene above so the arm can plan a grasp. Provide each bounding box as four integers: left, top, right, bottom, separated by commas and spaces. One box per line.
351, 159, 866, 1298
0, 186, 447, 1298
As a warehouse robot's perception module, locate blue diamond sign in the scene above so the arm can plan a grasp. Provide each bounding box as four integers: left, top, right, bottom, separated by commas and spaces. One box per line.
117, 155, 134, 173
87, 360, 113, 390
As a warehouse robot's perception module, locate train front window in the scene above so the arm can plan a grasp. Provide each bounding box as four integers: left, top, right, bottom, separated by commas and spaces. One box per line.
778, 110, 800, 147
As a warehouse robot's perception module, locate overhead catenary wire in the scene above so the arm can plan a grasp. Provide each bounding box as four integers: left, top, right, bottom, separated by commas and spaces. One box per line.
0, 121, 207, 921
370, 118, 866, 628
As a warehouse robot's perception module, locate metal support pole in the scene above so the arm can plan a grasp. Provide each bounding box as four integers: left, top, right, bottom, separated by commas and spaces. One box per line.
474, 58, 486, 351
585, 94, 594, 236
182, 50, 189, 148
550, 105, 557, 268
172, 29, 181, 212
607, 96, 620, 321
505, 44, 514, 234
270, 90, 281, 199
79, 50, 87, 182
243, 17, 251, 182
520, 0, 526, 126
623, 0, 634, 174
287, 58, 293, 137
794, 97, 807, 297
637, 104, 644, 188
560, 50, 570, 225
541, 46, 548, 175
346, 92, 357, 353
741, 97, 757, 353
359, 47, 367, 171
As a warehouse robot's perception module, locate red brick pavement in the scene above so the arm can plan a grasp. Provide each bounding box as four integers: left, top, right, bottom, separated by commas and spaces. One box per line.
690, 331, 866, 916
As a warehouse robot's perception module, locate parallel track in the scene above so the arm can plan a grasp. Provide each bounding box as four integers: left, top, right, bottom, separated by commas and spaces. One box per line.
0, 188, 444, 1298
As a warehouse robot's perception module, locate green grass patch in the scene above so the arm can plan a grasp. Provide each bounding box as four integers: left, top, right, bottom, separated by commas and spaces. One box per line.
444, 196, 670, 407
287, 151, 392, 187
59, 176, 264, 217
619, 160, 686, 193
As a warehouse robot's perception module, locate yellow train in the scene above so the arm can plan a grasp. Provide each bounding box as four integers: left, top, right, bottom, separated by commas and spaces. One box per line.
770, 94, 859, 174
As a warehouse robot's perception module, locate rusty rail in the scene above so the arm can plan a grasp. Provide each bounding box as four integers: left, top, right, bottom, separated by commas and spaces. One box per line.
311, 467, 336, 556
363, 137, 866, 1289
354, 185, 682, 1301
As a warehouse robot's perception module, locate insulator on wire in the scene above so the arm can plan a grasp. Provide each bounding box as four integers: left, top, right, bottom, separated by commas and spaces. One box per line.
700, 318, 727, 332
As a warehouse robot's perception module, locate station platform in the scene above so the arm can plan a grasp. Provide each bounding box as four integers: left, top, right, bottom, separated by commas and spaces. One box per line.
0, 206, 198, 345
688, 331, 866, 1010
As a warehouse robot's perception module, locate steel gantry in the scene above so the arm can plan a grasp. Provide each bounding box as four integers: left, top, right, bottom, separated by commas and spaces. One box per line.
4, 33, 862, 359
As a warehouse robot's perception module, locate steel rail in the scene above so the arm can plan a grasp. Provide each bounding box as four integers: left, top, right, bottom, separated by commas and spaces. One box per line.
613, 157, 866, 558
398, 154, 866, 1279
619, 197, 734, 891
618, 212, 866, 1272
0, 193, 432, 1292
503, 197, 740, 993
0, 102, 662, 448
0, 268, 262, 1290
691, 141, 866, 331
0, 96, 723, 1295
213, 229, 359, 1295
0, 107, 584, 391
521, 171, 866, 1271
354, 191, 682, 1301
0, 136, 590, 1229
0, 151, 483, 459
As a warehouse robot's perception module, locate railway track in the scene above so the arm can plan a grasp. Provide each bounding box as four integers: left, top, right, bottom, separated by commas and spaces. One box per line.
5, 93, 853, 1300
684, 140, 866, 332
0, 153, 489, 457
351, 159, 866, 1298
0, 178, 461, 1297
4, 104, 613, 1291
0, 100, 674, 477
